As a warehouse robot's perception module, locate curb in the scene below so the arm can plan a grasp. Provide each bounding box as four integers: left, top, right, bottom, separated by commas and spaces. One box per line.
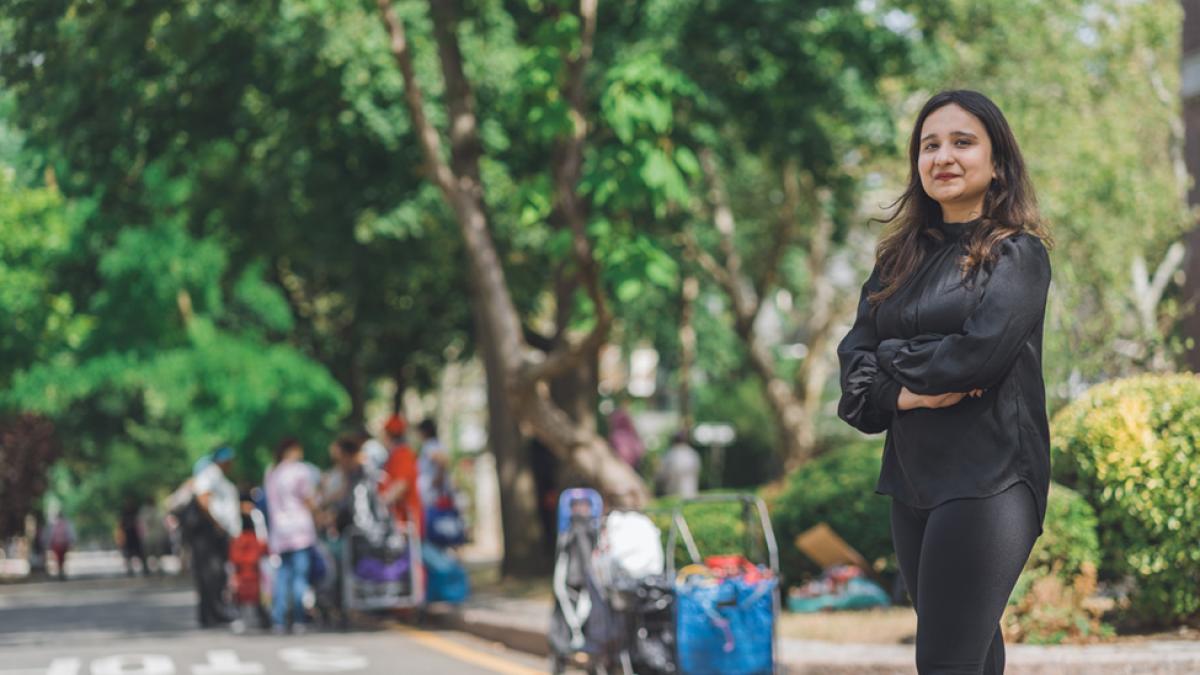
428, 601, 1200, 675
424, 602, 551, 658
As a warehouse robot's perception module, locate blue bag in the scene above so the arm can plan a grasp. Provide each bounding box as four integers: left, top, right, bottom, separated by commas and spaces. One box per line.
426, 495, 467, 547
423, 544, 470, 603
676, 574, 775, 675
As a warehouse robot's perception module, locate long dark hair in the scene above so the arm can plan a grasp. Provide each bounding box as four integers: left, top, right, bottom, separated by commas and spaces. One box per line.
869, 90, 1053, 305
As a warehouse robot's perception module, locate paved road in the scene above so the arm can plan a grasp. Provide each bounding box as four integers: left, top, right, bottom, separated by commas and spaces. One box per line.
0, 575, 548, 675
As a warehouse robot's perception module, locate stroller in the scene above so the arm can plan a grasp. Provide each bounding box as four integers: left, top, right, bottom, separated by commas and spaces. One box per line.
549, 488, 625, 675
340, 474, 424, 612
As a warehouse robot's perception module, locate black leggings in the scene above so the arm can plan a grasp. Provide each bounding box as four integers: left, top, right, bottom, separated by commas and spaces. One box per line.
891, 483, 1039, 675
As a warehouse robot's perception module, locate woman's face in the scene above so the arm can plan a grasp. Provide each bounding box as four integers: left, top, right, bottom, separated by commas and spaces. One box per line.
917, 104, 995, 220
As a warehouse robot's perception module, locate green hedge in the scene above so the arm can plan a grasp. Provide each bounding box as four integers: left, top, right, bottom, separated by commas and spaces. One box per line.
649, 495, 762, 570
768, 440, 895, 584
1051, 373, 1200, 626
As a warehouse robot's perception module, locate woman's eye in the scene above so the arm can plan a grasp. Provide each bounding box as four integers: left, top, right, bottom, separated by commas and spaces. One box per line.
923, 143, 938, 151
955, 139, 972, 147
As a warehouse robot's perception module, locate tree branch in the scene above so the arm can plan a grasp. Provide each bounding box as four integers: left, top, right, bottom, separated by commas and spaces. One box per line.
375, 0, 458, 198
754, 159, 802, 303
428, 0, 484, 183
698, 147, 760, 328
529, 0, 609, 384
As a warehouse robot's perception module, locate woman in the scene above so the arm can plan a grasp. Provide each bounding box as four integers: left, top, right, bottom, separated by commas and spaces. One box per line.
837, 90, 1053, 674
264, 437, 317, 634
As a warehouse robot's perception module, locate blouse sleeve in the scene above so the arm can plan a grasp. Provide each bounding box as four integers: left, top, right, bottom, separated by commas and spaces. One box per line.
837, 267, 903, 434
876, 235, 1050, 395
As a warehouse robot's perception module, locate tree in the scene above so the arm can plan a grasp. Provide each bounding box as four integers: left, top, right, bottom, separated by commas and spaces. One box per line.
673, 0, 913, 469
372, 0, 652, 508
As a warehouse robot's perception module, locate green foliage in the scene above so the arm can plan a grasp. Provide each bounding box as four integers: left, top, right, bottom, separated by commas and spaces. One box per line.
1024, 483, 1101, 581
694, 377, 781, 488
769, 440, 894, 583
1003, 483, 1107, 644
898, 0, 1190, 388
649, 494, 770, 571
0, 169, 84, 389
1051, 373, 1200, 626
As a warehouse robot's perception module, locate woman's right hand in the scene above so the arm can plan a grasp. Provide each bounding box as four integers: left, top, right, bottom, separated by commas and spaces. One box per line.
897, 387, 983, 411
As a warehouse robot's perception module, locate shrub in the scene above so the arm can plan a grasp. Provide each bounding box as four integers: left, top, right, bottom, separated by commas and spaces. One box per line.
1003, 483, 1109, 644
649, 494, 763, 570
1050, 373, 1200, 626
768, 440, 895, 585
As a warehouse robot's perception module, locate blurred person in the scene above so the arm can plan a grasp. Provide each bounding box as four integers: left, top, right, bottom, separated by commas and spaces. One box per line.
606, 399, 645, 468
837, 90, 1052, 675
317, 433, 388, 629
656, 431, 701, 498
530, 439, 560, 556
228, 505, 269, 634
43, 511, 75, 580
28, 511, 48, 577
264, 437, 318, 634
416, 418, 450, 510
361, 436, 390, 472
192, 445, 241, 627
379, 414, 423, 537
118, 496, 150, 576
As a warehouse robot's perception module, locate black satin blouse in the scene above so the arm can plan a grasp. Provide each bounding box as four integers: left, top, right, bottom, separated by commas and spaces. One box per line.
836, 220, 1052, 530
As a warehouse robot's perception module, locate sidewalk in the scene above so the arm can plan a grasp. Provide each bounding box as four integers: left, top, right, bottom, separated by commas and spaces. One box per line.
426, 591, 1200, 675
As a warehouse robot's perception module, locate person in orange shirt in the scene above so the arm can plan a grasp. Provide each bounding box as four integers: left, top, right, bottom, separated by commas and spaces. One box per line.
379, 414, 423, 537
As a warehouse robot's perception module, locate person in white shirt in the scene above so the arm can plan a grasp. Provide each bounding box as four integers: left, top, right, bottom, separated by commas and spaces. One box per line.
656, 431, 702, 498
191, 445, 241, 627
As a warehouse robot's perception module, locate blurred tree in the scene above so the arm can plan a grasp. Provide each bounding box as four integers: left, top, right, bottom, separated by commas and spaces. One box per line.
0, 414, 60, 539
672, 0, 913, 470
0, 0, 474, 425
894, 0, 1190, 399
370, 0, 706, 516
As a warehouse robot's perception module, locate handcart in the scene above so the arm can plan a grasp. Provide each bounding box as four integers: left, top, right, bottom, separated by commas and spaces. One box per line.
667, 493, 781, 675
341, 520, 424, 612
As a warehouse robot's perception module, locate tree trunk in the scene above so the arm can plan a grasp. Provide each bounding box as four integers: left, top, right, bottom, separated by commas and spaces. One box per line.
549, 272, 599, 430
474, 300, 546, 577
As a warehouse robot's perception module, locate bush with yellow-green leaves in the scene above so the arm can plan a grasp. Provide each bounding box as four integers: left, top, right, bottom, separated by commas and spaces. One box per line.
1051, 373, 1200, 626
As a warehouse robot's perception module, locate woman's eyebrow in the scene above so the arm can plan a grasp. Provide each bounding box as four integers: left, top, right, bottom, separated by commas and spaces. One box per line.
920, 130, 979, 142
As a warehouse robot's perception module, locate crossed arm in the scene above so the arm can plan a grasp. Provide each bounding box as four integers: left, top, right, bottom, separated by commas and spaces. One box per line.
837, 236, 1050, 432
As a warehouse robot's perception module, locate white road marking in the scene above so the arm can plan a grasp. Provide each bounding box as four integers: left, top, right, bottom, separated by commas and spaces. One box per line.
277, 647, 368, 672
90, 655, 174, 675
191, 651, 263, 675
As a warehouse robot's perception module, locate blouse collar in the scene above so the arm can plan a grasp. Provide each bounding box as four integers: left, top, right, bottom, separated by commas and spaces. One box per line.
933, 217, 982, 242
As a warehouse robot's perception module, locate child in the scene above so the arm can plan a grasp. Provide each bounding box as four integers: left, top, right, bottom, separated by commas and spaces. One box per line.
228, 511, 268, 633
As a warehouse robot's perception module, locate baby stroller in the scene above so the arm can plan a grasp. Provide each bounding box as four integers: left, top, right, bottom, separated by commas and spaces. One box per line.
340, 476, 424, 612
548, 488, 625, 675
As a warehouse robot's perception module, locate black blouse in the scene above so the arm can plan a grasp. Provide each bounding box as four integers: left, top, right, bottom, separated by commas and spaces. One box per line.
836, 220, 1052, 530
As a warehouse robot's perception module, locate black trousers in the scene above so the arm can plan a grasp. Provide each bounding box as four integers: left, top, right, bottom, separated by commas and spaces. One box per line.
190, 529, 231, 627
891, 483, 1039, 675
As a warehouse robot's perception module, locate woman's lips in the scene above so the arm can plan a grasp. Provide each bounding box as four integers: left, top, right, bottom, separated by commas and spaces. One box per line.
934, 173, 959, 180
